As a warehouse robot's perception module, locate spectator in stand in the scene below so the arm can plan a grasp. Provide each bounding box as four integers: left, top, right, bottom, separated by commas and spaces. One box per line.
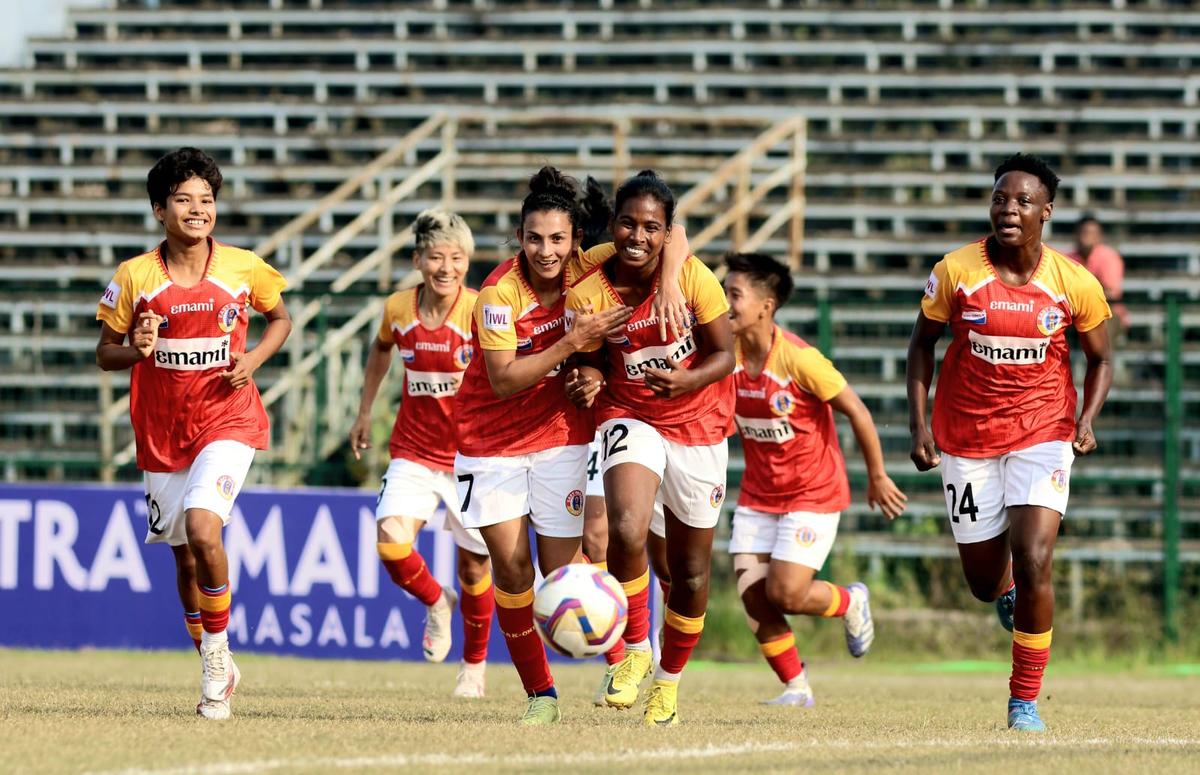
1069, 214, 1129, 337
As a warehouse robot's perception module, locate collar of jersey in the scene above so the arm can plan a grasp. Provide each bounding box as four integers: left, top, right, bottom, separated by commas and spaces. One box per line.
155, 237, 215, 288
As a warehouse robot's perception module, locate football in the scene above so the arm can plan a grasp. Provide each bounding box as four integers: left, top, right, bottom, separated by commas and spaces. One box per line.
533, 564, 629, 658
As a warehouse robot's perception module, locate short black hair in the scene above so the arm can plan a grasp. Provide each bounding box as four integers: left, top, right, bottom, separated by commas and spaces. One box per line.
723, 252, 793, 307
146, 147, 223, 208
993, 153, 1059, 202
520, 165, 582, 231
1076, 211, 1101, 230
614, 169, 676, 227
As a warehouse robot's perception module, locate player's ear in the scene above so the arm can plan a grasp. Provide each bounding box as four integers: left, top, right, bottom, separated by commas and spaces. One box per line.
1042, 201, 1054, 224
151, 201, 164, 224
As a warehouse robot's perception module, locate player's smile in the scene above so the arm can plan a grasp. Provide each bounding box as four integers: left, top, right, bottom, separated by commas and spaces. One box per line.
989, 171, 1051, 249
155, 176, 217, 244
518, 209, 577, 287
612, 194, 667, 273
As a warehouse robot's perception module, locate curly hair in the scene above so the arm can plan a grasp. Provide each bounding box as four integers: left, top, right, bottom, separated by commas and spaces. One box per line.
146, 147, 223, 208
993, 153, 1060, 202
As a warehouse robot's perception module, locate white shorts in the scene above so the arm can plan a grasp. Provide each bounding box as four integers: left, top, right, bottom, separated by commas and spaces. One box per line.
455, 444, 588, 539
142, 440, 255, 547
585, 433, 605, 499
940, 440, 1074, 544
599, 417, 727, 531
376, 458, 488, 556
729, 505, 840, 570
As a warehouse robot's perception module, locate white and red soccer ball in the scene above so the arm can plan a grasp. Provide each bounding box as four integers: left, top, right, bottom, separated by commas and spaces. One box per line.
533, 563, 628, 658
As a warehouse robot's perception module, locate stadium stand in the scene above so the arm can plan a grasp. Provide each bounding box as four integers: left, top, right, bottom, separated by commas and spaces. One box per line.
2, 1, 1197, 568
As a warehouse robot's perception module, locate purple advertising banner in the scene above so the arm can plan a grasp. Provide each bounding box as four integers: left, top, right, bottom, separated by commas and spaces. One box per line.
0, 483, 503, 661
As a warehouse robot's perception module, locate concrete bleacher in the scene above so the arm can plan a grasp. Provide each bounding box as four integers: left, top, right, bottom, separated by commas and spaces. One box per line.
1, 0, 1197, 549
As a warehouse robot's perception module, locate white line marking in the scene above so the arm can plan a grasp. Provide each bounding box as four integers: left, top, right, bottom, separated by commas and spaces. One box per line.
86, 737, 1200, 775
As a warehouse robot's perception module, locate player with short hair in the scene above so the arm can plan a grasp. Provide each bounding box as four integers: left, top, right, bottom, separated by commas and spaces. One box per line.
454, 166, 686, 726
566, 170, 735, 726
348, 209, 493, 698
907, 153, 1112, 732
95, 147, 292, 720
723, 251, 907, 706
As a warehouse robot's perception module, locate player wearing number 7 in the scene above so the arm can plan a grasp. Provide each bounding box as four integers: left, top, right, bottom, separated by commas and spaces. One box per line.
95, 148, 292, 720
906, 154, 1112, 733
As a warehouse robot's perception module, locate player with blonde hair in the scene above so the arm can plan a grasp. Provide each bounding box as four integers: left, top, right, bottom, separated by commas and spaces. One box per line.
349, 209, 493, 698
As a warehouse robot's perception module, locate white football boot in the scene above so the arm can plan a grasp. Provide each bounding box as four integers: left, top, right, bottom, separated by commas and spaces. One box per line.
452, 660, 486, 698
196, 640, 240, 720
423, 586, 458, 663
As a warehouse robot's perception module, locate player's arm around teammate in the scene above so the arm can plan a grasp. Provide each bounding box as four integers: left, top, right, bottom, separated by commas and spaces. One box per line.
566, 170, 735, 726
722, 252, 905, 707
347, 210, 495, 697
95, 147, 291, 720
906, 154, 1112, 733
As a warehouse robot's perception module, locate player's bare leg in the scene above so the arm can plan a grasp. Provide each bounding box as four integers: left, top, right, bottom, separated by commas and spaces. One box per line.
1005, 506, 1061, 732
185, 508, 238, 720
377, 517, 456, 662
766, 559, 874, 658
170, 545, 203, 653
453, 546, 492, 698
481, 518, 566, 724
736, 553, 812, 706
602, 463, 660, 709
956, 530, 1017, 631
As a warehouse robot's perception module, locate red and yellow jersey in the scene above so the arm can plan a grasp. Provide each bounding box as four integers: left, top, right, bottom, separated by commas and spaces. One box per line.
566, 253, 734, 446
454, 248, 607, 458
734, 327, 850, 513
96, 240, 287, 473
922, 239, 1110, 458
378, 285, 477, 472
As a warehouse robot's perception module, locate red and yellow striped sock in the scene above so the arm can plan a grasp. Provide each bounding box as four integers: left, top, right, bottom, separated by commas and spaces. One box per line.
1010, 628, 1052, 701
760, 632, 804, 684
819, 582, 852, 618
658, 608, 705, 676
184, 610, 203, 652
494, 585, 554, 695
620, 570, 651, 647
198, 583, 231, 634
459, 574, 494, 665
592, 561, 626, 665
378, 542, 443, 607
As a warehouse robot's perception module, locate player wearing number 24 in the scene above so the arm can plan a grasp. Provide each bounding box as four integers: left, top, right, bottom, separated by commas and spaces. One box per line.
906, 153, 1112, 733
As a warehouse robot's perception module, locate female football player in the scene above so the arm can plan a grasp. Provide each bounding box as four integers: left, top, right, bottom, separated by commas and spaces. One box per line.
566, 170, 735, 726
907, 153, 1112, 732
96, 147, 292, 720
348, 209, 493, 698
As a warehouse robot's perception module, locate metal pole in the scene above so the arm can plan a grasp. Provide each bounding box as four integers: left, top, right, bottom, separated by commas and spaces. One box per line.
817, 292, 833, 357
1162, 293, 1182, 642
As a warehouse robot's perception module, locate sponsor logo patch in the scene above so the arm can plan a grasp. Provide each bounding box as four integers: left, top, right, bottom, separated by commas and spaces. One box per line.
482, 304, 512, 331
217, 303, 239, 334
1037, 305, 1066, 336
152, 336, 230, 371
709, 484, 725, 509
989, 299, 1034, 313
1050, 468, 1067, 493
961, 308, 987, 325
399, 348, 415, 363
158, 316, 169, 330
769, 390, 795, 417
405, 369, 463, 398
620, 335, 696, 380
453, 343, 474, 369
216, 475, 236, 500
170, 300, 214, 315
735, 415, 795, 444
100, 281, 120, 309
516, 337, 533, 351
967, 330, 1049, 365
565, 489, 584, 516
924, 271, 939, 299
795, 525, 818, 547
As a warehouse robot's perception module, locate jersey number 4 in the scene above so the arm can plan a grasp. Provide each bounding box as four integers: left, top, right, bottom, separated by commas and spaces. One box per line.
945, 482, 980, 523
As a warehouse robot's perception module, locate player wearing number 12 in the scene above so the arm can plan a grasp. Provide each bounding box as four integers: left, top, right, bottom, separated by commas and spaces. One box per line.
906, 154, 1112, 732
95, 148, 292, 720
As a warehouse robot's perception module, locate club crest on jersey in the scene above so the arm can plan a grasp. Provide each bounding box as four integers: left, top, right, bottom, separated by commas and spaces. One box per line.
1050, 469, 1067, 493
709, 484, 725, 508
399, 348, 415, 363
216, 303, 240, 334
215, 475, 236, 500
795, 525, 818, 547
453, 343, 474, 369
565, 489, 584, 516
769, 390, 795, 416
961, 308, 987, 325
1037, 306, 1065, 336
